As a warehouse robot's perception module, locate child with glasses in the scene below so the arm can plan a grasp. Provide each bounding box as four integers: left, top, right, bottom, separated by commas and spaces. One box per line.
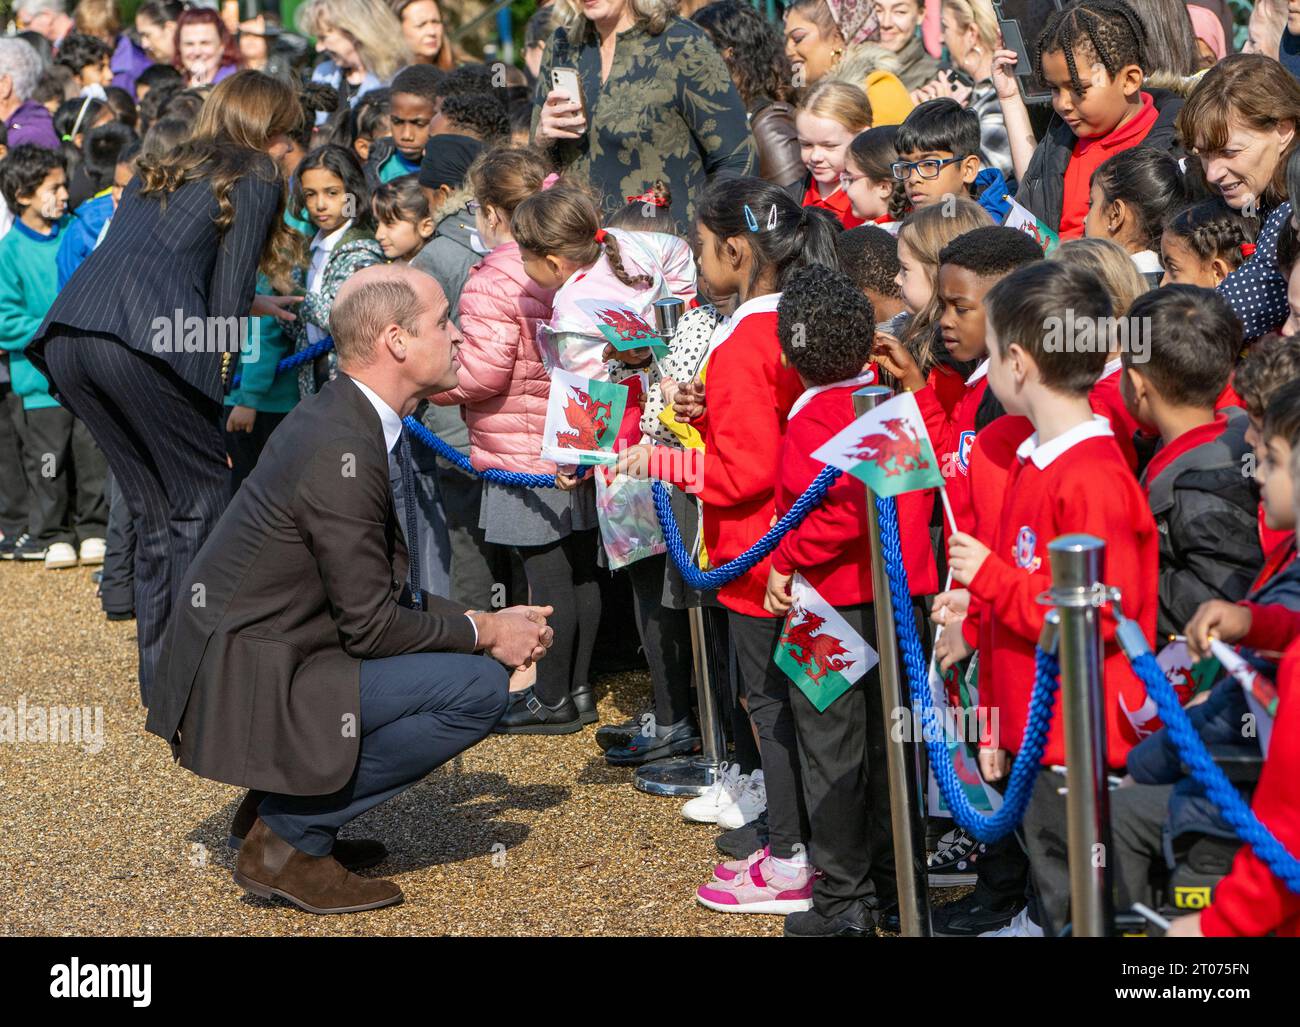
891, 97, 1011, 224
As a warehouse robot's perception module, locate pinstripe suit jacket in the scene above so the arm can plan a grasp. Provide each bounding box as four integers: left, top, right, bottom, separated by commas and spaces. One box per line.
28, 156, 283, 404
146, 375, 480, 796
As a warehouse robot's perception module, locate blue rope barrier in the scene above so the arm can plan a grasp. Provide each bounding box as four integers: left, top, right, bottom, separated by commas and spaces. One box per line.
229, 335, 336, 389
874, 494, 1057, 843
1118, 628, 1300, 895
403, 415, 570, 489
652, 467, 842, 591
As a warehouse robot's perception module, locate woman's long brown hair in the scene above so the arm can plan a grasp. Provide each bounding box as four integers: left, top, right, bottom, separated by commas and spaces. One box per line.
137, 71, 302, 292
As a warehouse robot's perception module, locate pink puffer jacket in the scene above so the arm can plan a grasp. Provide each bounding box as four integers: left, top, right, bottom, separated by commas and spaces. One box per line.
433, 240, 557, 473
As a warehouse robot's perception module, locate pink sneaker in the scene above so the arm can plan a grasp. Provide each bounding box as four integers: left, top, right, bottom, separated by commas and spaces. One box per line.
696, 855, 814, 914
713, 846, 768, 883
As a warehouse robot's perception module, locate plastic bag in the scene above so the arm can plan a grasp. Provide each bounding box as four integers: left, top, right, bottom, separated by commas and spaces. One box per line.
595, 466, 666, 569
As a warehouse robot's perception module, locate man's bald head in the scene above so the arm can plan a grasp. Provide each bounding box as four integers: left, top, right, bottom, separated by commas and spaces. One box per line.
330, 264, 447, 370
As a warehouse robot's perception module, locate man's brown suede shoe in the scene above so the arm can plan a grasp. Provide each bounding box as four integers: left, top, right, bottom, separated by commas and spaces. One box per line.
233, 818, 403, 914
227, 790, 388, 872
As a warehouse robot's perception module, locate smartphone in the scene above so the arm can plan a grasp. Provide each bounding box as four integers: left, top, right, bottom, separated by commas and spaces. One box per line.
550, 66, 587, 126
994, 0, 1064, 105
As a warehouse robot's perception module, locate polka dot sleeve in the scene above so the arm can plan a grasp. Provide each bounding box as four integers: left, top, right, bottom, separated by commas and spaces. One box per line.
1218, 202, 1291, 340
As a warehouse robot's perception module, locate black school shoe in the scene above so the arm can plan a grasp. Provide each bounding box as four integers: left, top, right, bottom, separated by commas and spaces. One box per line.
569, 684, 598, 726
927, 827, 983, 887
492, 688, 582, 735
716, 809, 769, 859
594, 707, 653, 751
931, 892, 1021, 936
603, 718, 701, 766
785, 902, 875, 938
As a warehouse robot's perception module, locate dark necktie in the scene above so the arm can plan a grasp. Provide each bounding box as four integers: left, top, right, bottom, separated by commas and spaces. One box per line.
397, 427, 423, 611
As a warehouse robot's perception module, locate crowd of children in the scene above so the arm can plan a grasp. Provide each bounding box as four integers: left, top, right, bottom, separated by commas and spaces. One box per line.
2, 0, 1300, 938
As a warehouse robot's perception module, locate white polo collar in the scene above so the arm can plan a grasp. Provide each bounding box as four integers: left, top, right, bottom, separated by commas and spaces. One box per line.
1015, 414, 1114, 469
966, 358, 990, 386
788, 368, 878, 420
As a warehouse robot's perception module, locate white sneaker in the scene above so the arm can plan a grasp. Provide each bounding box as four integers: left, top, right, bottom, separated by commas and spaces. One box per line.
78, 537, 106, 565
979, 907, 1045, 937
681, 762, 744, 823
716, 769, 767, 830
44, 542, 78, 569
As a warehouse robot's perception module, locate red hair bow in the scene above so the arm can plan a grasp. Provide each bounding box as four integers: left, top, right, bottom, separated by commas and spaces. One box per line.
626, 190, 669, 208
1241, 242, 1257, 258
594, 228, 608, 243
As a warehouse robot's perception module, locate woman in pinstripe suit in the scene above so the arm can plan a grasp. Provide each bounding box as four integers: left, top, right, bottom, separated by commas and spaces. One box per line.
28, 71, 305, 707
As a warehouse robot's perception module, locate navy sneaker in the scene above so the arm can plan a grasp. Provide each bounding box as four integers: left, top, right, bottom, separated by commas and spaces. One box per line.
15, 535, 47, 561
603, 719, 701, 766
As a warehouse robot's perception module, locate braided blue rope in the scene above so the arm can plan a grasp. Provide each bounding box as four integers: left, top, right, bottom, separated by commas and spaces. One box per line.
403, 415, 569, 489
875, 494, 1058, 842
229, 335, 336, 389
1125, 644, 1300, 894
652, 467, 842, 590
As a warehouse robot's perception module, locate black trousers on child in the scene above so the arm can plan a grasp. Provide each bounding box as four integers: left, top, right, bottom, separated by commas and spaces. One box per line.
226, 410, 288, 496
788, 600, 897, 918
0, 383, 27, 539
1022, 766, 1073, 935
727, 609, 809, 859
519, 529, 602, 706
627, 552, 695, 726
100, 471, 135, 616
1109, 782, 1175, 911
16, 404, 108, 547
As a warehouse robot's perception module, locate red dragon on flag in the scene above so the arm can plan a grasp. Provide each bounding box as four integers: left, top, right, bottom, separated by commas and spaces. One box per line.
779, 607, 855, 683
850, 416, 930, 477
554, 386, 614, 452
595, 306, 655, 343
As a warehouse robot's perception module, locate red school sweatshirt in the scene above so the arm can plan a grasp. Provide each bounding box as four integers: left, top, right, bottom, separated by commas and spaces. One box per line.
1201, 634, 1300, 937
660, 300, 804, 617
916, 360, 988, 534
967, 417, 1160, 768
771, 380, 938, 605
1059, 92, 1159, 240
1089, 360, 1140, 473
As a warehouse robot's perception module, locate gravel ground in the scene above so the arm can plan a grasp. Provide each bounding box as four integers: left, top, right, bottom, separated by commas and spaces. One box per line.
0, 562, 794, 936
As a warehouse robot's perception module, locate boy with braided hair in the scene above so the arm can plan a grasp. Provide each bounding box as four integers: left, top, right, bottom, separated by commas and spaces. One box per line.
995, 0, 1185, 240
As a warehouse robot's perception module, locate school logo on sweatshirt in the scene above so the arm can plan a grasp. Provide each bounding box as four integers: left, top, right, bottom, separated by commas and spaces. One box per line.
1013, 526, 1041, 571
956, 430, 976, 474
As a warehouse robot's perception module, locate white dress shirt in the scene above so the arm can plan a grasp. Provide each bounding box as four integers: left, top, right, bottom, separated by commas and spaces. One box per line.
306, 219, 353, 347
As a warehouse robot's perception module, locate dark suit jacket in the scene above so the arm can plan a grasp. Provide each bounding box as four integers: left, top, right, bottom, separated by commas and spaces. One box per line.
145, 375, 479, 795
28, 155, 283, 404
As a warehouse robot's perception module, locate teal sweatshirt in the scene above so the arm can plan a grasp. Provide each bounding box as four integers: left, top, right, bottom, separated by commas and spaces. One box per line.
0, 216, 71, 410
224, 271, 301, 414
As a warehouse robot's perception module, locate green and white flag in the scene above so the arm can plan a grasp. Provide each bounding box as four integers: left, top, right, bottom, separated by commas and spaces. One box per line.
540, 368, 628, 466
773, 576, 877, 712
575, 298, 668, 357
812, 390, 944, 496
1002, 196, 1060, 255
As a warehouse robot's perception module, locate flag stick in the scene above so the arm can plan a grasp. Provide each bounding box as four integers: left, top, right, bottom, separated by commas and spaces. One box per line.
939, 484, 959, 538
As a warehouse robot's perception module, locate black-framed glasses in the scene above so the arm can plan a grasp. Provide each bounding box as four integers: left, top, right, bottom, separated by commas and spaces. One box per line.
891, 156, 961, 181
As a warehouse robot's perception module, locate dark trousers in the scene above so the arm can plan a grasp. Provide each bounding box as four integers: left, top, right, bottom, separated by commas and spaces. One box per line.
15, 404, 108, 546
1110, 782, 1175, 911
972, 771, 1031, 911
727, 609, 808, 859
258, 652, 509, 855
518, 529, 602, 706
789, 601, 896, 916
0, 384, 27, 538
100, 472, 135, 615
226, 409, 288, 496
626, 552, 694, 726
1022, 767, 1072, 935
40, 330, 227, 705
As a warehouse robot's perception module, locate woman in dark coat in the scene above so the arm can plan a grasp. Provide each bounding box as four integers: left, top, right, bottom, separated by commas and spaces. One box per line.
27, 70, 302, 706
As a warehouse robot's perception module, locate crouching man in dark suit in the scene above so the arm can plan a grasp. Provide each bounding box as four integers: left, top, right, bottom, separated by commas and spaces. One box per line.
145, 264, 554, 914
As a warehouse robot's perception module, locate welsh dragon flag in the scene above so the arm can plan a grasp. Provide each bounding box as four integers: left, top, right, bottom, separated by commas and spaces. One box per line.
1003, 196, 1059, 255
812, 391, 944, 496
773, 576, 878, 712
574, 298, 668, 358
540, 368, 629, 466
926, 651, 1002, 816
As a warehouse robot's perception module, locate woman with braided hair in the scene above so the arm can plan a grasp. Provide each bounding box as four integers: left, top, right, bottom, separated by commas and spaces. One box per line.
991, 0, 1185, 240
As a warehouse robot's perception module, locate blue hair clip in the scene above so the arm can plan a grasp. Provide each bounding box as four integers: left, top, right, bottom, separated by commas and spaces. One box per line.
743, 204, 759, 232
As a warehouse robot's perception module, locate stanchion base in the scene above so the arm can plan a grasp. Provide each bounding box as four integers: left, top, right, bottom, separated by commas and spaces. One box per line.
634, 756, 719, 796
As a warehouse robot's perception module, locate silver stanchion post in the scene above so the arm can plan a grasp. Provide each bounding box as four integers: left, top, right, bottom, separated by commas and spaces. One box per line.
636, 297, 721, 796
1048, 534, 1114, 937
856, 384, 931, 936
